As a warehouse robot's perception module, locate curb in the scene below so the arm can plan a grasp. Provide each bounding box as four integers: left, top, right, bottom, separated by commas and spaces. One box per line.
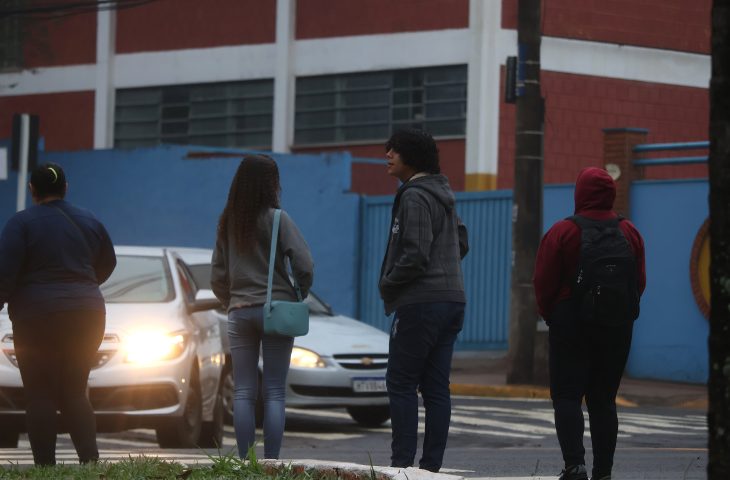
450, 383, 650, 409
450, 383, 550, 400
260, 459, 465, 480
450, 382, 709, 410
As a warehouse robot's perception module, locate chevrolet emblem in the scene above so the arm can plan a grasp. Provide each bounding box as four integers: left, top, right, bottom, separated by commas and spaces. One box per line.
360, 357, 374, 366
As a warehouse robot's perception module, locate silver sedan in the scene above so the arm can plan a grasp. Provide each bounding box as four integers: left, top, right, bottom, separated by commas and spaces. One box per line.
0, 246, 225, 448
176, 247, 391, 428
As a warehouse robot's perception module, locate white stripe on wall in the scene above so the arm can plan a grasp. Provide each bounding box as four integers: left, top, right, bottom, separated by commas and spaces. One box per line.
114, 43, 278, 89
0, 29, 709, 97
0, 65, 96, 96
293, 29, 471, 76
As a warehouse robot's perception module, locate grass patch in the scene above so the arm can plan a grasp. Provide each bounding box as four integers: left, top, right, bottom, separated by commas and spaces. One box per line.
0, 448, 382, 480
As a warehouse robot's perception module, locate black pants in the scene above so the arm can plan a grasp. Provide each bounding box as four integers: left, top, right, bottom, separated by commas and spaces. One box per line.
548, 304, 633, 479
386, 301, 464, 472
13, 310, 105, 466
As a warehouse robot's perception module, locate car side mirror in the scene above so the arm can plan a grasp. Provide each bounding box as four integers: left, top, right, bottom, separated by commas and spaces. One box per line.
189, 289, 222, 313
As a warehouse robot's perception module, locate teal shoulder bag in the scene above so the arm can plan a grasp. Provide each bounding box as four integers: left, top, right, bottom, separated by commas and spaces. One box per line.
263, 209, 309, 337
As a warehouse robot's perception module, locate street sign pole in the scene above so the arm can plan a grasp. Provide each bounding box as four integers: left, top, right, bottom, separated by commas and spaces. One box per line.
15, 113, 30, 212
16, 113, 29, 212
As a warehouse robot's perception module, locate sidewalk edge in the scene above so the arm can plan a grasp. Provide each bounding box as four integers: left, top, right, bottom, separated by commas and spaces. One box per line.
260, 459, 465, 480
450, 382, 639, 408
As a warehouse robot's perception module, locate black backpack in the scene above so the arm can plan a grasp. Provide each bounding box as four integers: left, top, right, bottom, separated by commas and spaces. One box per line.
569, 215, 640, 326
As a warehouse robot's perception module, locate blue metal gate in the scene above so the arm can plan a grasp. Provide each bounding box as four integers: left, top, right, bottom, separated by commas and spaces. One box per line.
357, 190, 513, 349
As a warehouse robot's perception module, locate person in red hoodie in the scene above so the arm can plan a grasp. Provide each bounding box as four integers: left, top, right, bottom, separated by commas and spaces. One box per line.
533, 167, 646, 480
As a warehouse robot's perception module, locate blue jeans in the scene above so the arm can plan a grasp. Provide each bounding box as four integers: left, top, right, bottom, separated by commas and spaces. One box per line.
386, 301, 464, 472
228, 306, 293, 459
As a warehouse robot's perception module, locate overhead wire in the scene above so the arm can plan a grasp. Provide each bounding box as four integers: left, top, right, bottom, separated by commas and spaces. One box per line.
0, 0, 160, 20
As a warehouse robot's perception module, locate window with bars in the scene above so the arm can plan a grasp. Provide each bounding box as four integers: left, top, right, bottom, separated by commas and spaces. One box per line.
294, 65, 467, 146
0, 2, 23, 70
114, 80, 274, 149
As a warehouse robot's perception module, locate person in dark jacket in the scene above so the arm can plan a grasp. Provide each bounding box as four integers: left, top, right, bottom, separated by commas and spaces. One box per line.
533, 167, 646, 480
0, 163, 116, 465
379, 129, 468, 473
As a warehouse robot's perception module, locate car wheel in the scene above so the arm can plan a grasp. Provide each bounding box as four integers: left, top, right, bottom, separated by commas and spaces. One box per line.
0, 428, 19, 448
221, 364, 234, 425
347, 406, 391, 427
156, 372, 203, 448
198, 388, 224, 448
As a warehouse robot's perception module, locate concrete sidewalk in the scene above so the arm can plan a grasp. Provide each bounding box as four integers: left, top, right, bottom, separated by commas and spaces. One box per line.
449, 350, 708, 410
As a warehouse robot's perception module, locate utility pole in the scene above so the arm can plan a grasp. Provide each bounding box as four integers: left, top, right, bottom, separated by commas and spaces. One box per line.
506, 0, 544, 384
708, 2, 730, 478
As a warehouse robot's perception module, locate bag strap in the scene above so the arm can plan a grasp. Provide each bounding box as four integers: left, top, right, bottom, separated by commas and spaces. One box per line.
265, 209, 303, 308
51, 204, 93, 258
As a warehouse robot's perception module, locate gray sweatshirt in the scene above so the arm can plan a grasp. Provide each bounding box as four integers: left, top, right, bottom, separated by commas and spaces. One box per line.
211, 208, 314, 311
379, 174, 468, 315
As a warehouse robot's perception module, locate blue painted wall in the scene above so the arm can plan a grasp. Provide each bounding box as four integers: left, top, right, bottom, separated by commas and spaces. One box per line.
626, 180, 709, 383
0, 146, 361, 317
0, 145, 710, 383
540, 180, 709, 383
358, 185, 573, 351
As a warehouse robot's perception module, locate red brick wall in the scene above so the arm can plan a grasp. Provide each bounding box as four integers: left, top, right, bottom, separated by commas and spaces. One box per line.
295, 138, 466, 194
117, 0, 275, 53
501, 0, 710, 54
297, 0, 468, 39
498, 71, 708, 189
0, 92, 95, 151
23, 14, 96, 67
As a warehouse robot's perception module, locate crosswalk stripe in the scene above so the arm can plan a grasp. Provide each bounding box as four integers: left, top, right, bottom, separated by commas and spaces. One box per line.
1, 402, 707, 456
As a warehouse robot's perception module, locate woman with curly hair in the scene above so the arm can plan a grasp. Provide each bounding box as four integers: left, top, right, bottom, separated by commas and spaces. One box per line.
211, 154, 313, 459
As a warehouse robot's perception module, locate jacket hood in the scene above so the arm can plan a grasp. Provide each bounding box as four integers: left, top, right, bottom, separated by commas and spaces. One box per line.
401, 174, 456, 210
574, 167, 616, 213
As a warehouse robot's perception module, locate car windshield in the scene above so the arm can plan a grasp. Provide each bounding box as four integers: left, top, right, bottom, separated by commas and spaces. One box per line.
101, 255, 174, 303
186, 263, 332, 316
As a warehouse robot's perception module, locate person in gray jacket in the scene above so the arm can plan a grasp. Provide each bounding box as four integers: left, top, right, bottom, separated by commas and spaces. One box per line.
211, 155, 313, 459
379, 129, 468, 473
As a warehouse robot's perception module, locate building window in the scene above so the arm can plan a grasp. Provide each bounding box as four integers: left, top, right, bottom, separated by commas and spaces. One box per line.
294, 65, 467, 146
0, 2, 23, 70
114, 80, 274, 149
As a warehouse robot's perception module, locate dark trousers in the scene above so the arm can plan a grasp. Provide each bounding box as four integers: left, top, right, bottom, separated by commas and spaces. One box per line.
386, 301, 464, 472
13, 310, 105, 466
548, 304, 633, 479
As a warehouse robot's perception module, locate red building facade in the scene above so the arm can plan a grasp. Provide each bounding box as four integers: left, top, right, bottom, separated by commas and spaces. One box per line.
0, 0, 710, 193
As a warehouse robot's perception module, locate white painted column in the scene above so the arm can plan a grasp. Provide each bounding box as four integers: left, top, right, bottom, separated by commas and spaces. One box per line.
94, 6, 116, 149
465, 0, 502, 190
272, 0, 296, 153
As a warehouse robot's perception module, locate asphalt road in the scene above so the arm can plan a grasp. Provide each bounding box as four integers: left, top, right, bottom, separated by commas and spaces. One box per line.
0, 396, 708, 479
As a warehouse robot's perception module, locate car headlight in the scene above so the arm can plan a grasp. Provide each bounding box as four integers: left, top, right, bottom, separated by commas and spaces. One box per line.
1, 334, 18, 368
290, 347, 325, 368
124, 330, 188, 364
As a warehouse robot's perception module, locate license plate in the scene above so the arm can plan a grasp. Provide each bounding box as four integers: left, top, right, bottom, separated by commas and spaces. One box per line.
352, 377, 387, 393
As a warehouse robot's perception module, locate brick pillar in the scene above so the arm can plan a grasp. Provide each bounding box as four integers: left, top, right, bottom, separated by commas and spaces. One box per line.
602, 128, 648, 218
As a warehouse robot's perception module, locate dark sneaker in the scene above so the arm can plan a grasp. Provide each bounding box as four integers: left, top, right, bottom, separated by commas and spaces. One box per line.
559, 464, 588, 480
591, 476, 611, 480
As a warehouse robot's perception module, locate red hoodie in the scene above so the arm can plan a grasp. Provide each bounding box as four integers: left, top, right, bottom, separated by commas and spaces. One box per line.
532, 167, 646, 320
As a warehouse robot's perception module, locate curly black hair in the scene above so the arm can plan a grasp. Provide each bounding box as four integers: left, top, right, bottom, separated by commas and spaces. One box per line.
30, 162, 67, 199
218, 154, 281, 253
385, 128, 440, 174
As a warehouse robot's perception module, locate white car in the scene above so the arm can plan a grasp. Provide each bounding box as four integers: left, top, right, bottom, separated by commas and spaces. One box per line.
175, 247, 392, 428
0, 246, 225, 448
